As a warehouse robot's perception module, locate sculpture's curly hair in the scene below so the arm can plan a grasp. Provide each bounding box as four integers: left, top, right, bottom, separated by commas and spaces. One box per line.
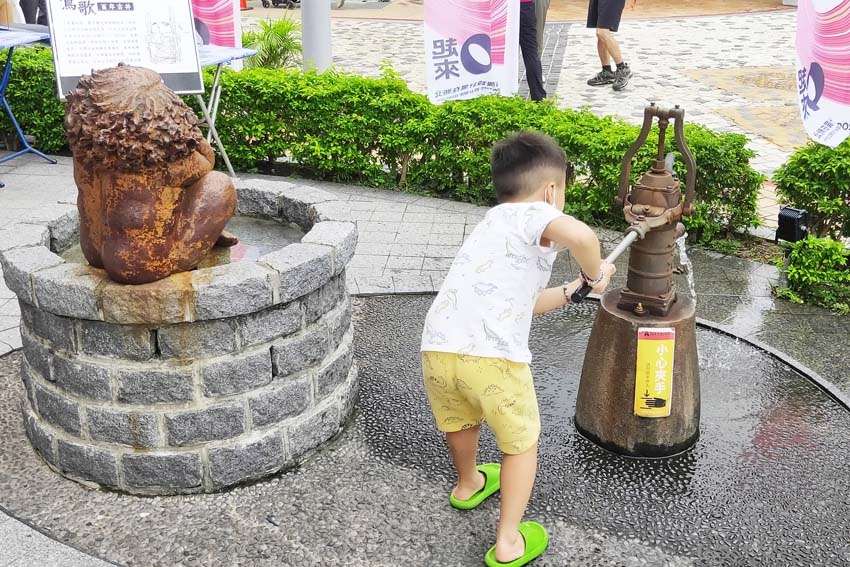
65, 65, 205, 171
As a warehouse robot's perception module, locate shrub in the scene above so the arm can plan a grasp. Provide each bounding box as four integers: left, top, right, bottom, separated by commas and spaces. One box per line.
2, 48, 764, 242
779, 236, 850, 314
0, 46, 66, 153
773, 138, 850, 239
241, 18, 302, 70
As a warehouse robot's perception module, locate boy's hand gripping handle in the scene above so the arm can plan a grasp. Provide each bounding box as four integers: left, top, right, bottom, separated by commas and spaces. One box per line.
571, 230, 641, 303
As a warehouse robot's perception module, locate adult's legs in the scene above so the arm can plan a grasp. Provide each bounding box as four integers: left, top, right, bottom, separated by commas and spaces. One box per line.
519, 2, 546, 101
494, 444, 539, 563
597, 28, 623, 66
19, 0, 38, 24
535, 0, 550, 57
36, 0, 49, 26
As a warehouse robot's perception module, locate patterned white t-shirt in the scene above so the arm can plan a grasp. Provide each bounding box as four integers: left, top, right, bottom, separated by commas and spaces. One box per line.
421, 201, 566, 363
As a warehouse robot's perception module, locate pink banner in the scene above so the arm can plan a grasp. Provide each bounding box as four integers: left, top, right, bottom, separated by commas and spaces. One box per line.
796, 0, 850, 147
192, 0, 240, 48
424, 0, 519, 103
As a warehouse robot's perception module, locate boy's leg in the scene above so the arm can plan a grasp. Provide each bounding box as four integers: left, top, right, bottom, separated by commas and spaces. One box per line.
447, 427, 485, 500
495, 443, 539, 563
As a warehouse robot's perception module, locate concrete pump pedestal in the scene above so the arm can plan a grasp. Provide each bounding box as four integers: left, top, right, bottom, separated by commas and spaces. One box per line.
574, 290, 700, 458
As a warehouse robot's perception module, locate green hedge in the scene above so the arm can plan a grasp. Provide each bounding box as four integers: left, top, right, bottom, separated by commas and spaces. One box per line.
4, 45, 763, 242
776, 236, 850, 314
773, 138, 850, 239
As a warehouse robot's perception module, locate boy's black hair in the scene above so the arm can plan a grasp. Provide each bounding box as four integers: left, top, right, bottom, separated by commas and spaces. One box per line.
490, 131, 567, 202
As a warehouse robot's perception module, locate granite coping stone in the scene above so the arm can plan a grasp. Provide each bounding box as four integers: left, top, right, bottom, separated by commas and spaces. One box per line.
0, 183, 357, 325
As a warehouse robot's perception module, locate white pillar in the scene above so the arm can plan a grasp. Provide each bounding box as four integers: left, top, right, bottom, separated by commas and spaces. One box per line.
302, 0, 332, 72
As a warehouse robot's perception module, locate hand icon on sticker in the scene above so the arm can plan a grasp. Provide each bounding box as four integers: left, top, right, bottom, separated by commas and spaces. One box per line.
642, 397, 667, 409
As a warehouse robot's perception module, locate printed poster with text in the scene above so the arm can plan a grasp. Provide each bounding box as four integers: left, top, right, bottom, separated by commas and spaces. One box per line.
425, 0, 519, 104
796, 0, 850, 147
47, 0, 203, 98
191, 0, 243, 69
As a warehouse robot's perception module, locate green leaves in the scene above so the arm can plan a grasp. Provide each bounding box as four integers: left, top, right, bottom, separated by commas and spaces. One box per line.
241, 18, 302, 70
773, 138, 850, 239
781, 236, 850, 314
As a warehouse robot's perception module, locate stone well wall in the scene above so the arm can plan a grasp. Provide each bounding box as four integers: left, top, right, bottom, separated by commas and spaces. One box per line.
0, 180, 358, 495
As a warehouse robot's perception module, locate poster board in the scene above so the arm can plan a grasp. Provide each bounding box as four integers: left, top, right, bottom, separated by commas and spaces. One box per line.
47, 0, 203, 99
424, 0, 520, 104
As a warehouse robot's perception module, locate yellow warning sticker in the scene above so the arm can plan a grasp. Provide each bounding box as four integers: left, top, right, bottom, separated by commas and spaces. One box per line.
634, 327, 675, 418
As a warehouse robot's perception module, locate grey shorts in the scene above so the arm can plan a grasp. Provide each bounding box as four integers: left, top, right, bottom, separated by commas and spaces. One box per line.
587, 0, 626, 32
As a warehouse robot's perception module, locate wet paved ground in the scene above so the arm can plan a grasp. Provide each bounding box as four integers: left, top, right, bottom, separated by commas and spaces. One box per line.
0, 292, 849, 566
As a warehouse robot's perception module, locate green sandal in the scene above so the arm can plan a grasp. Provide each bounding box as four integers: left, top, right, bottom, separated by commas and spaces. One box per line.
449, 463, 501, 510
484, 521, 549, 567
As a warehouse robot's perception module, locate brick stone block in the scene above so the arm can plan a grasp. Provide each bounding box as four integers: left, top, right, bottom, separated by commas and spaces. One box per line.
249, 378, 311, 428
47, 207, 80, 253
235, 178, 295, 217
239, 301, 302, 347
278, 185, 336, 230
302, 221, 358, 275
101, 277, 190, 325
259, 243, 332, 303
20, 361, 38, 410
303, 277, 343, 324
21, 330, 51, 380
288, 403, 341, 458
0, 223, 50, 253
192, 263, 276, 320
116, 365, 194, 405
315, 334, 354, 400
0, 246, 64, 305
208, 432, 284, 489
323, 296, 352, 349
271, 327, 328, 377
32, 263, 104, 320
166, 403, 245, 446
23, 409, 55, 466
122, 453, 202, 490
86, 407, 159, 448
201, 349, 273, 397
157, 319, 238, 360
57, 439, 118, 487
19, 300, 76, 352
336, 363, 359, 421
51, 355, 112, 401
35, 385, 81, 435
79, 320, 155, 361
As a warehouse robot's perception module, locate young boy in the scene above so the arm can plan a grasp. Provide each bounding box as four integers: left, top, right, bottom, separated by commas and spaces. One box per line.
421, 131, 615, 566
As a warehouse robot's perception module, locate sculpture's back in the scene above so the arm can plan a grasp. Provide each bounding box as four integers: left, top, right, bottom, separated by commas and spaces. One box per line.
65, 64, 237, 285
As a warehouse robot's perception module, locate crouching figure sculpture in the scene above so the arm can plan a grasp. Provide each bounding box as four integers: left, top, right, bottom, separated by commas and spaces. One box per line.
65, 64, 237, 285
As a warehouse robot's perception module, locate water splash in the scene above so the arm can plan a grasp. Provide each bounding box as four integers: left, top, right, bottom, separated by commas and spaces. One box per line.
676, 235, 697, 303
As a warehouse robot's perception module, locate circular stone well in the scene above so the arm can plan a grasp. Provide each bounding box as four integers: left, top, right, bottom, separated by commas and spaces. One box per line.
0, 179, 358, 495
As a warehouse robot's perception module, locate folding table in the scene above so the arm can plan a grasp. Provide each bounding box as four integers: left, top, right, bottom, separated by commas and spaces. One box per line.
196, 45, 258, 178
0, 27, 57, 188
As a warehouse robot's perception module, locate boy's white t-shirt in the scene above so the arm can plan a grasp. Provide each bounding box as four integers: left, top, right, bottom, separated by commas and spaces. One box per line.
421, 201, 566, 363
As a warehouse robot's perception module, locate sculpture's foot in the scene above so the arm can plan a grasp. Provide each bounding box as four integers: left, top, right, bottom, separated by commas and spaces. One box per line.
215, 230, 239, 247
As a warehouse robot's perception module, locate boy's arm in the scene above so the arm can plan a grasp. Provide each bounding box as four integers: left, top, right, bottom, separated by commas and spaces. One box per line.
541, 216, 603, 280
533, 278, 583, 315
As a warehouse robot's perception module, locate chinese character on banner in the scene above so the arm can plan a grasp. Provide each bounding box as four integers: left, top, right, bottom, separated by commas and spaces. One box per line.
795, 0, 850, 148
424, 0, 520, 104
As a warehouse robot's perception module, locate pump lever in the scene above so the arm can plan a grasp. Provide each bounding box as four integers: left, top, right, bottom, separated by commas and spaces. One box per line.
571, 229, 643, 304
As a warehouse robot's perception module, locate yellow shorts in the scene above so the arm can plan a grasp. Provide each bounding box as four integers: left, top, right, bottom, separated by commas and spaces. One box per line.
421, 351, 541, 455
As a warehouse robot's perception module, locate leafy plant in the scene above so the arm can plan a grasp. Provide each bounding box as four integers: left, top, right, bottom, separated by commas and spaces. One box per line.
241, 18, 302, 70
779, 236, 850, 314
773, 138, 850, 239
